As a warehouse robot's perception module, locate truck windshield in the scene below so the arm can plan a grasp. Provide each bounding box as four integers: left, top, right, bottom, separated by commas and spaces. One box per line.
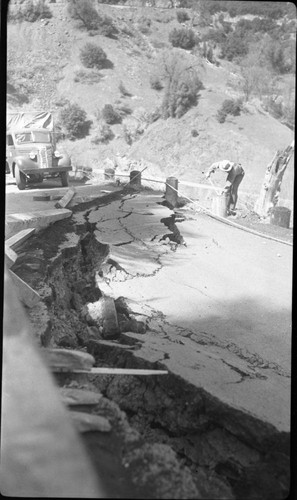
15, 132, 33, 144
14, 131, 51, 144
32, 131, 51, 143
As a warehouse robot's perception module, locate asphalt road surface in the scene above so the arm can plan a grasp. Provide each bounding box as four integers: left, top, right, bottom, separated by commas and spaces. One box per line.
5, 174, 292, 433
5, 171, 114, 214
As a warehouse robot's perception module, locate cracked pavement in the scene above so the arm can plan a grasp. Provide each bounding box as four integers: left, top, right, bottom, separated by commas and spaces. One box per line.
74, 191, 291, 433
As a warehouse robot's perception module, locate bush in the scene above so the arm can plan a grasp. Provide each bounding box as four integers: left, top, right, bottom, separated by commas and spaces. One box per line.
150, 75, 164, 91
115, 104, 133, 117
67, 0, 99, 30
97, 14, 118, 38
137, 16, 151, 34
191, 129, 199, 137
58, 103, 92, 139
74, 69, 102, 84
119, 81, 132, 97
169, 28, 196, 50
102, 104, 122, 124
9, 0, 52, 22
216, 109, 227, 123
216, 98, 242, 123
122, 124, 132, 145
176, 10, 190, 23
159, 50, 203, 119
221, 32, 249, 61
91, 124, 114, 144
122, 119, 145, 145
162, 73, 203, 119
80, 43, 107, 69
154, 11, 174, 23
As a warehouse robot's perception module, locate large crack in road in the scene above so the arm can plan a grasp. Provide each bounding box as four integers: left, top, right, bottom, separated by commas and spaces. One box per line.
11, 189, 291, 499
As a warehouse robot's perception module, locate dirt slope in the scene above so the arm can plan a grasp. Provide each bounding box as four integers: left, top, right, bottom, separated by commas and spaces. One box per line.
7, 2, 294, 199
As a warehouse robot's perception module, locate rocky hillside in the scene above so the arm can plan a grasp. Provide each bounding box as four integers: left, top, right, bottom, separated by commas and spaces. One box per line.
7, 0, 295, 199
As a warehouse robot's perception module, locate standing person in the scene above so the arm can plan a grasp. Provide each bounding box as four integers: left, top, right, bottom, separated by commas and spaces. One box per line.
205, 160, 245, 215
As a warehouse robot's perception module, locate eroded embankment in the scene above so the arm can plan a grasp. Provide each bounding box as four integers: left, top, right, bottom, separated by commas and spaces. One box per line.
11, 197, 290, 500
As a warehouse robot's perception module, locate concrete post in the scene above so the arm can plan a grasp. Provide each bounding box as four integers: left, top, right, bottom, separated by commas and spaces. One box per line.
165, 177, 178, 208
270, 206, 291, 228
104, 167, 115, 181
130, 170, 142, 188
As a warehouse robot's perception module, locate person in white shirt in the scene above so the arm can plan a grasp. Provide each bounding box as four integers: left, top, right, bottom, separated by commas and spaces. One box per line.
205, 160, 245, 215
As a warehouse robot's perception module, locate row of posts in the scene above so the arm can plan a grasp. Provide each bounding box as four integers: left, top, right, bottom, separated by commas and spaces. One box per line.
104, 166, 291, 227
104, 167, 178, 207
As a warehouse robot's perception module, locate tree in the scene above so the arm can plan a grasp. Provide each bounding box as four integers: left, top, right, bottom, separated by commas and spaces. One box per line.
159, 50, 203, 118
67, 0, 99, 30
239, 52, 271, 101
254, 141, 294, 217
58, 103, 92, 139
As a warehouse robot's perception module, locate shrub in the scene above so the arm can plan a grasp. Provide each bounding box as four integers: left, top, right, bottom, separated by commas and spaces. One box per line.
97, 14, 118, 38
79, 43, 107, 69
154, 11, 173, 23
216, 98, 242, 123
137, 16, 151, 34
158, 50, 203, 119
58, 103, 92, 139
206, 46, 214, 63
216, 109, 227, 123
149, 107, 162, 123
54, 96, 71, 108
122, 119, 145, 145
115, 104, 133, 117
9, 0, 52, 22
162, 66, 203, 118
220, 32, 249, 61
102, 104, 122, 124
91, 124, 114, 144
169, 28, 196, 50
176, 10, 190, 23
74, 69, 102, 84
67, 0, 99, 30
191, 129, 199, 137
150, 75, 164, 91
119, 81, 131, 97
68, 0, 117, 36
7, 67, 35, 102
221, 98, 242, 116
122, 124, 132, 145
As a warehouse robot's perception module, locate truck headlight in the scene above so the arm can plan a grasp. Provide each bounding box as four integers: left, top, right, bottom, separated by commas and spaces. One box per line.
29, 151, 36, 159
55, 150, 62, 158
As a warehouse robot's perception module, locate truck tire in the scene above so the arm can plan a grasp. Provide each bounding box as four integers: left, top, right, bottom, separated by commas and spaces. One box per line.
61, 171, 69, 187
15, 166, 26, 190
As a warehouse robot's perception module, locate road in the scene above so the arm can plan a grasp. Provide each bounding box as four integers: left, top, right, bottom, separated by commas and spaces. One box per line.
5, 171, 118, 214
80, 192, 292, 434
5, 174, 292, 434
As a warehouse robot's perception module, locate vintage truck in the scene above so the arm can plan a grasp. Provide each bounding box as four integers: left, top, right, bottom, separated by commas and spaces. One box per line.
6, 111, 72, 190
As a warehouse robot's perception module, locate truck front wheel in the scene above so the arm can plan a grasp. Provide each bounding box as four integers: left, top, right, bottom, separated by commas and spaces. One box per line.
60, 171, 69, 187
15, 166, 26, 190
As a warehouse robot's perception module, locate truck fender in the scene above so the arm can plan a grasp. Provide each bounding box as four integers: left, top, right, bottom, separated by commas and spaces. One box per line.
15, 156, 38, 172
58, 153, 71, 168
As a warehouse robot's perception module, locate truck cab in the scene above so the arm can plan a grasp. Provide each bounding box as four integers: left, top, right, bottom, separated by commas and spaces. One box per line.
6, 127, 72, 190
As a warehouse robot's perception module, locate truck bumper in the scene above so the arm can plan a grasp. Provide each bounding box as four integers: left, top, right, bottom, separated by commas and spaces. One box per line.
21, 166, 72, 175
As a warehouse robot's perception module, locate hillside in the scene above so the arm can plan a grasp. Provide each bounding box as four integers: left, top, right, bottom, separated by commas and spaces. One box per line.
7, 1, 295, 199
